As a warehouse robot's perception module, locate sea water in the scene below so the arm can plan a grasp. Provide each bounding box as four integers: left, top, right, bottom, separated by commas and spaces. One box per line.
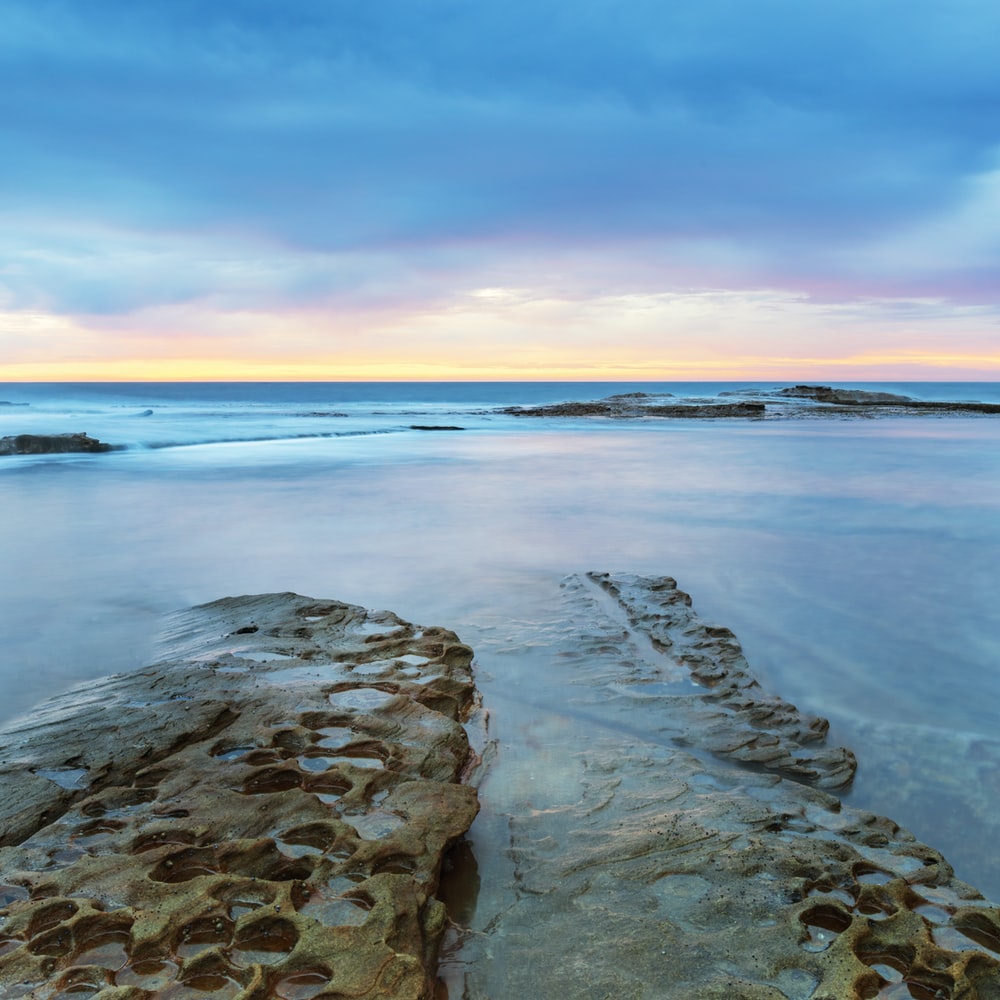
1, 381, 999, 901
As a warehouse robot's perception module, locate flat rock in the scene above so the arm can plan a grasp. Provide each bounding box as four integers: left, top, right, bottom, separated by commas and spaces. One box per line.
777, 385, 917, 405
501, 387, 1000, 419
775, 385, 1000, 414
0, 594, 480, 999
502, 397, 765, 418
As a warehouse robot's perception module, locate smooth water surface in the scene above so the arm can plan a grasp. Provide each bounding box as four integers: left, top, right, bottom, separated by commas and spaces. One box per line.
1, 382, 999, 900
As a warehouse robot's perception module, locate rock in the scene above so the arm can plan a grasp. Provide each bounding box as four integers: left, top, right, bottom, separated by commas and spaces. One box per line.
3, 581, 999, 999
503, 397, 765, 418
642, 401, 766, 418
604, 391, 665, 400
778, 385, 917, 405
777, 385, 1000, 414
0, 594, 480, 999
459, 572, 1000, 999
584, 572, 856, 788
408, 426, 465, 431
0, 433, 114, 456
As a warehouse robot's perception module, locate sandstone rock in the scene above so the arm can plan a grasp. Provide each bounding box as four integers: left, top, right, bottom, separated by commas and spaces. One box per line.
0, 434, 114, 456
3, 581, 999, 999
0, 594, 480, 999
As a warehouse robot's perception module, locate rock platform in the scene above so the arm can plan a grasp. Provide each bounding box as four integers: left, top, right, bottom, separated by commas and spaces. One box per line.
499, 386, 1000, 419
2, 580, 1000, 998
0, 594, 480, 999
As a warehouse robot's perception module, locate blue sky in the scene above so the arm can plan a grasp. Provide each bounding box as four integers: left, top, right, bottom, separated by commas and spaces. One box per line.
2, 0, 999, 378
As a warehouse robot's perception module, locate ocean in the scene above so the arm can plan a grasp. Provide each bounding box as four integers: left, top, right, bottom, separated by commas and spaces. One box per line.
2, 380, 999, 906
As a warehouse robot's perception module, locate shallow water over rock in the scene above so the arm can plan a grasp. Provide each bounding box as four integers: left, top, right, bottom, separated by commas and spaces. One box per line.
450, 573, 1000, 998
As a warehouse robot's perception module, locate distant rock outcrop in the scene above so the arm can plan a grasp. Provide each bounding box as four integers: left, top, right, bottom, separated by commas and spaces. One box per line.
778, 385, 917, 405
503, 397, 766, 418
503, 386, 1000, 419
0, 433, 114, 455
777, 385, 1000, 413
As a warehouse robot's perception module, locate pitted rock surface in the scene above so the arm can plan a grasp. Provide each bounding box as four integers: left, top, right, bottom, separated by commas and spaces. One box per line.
0, 594, 479, 999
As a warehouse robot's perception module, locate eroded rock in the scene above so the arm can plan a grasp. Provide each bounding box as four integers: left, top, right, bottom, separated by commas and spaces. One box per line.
458, 572, 1000, 999
0, 594, 480, 999
584, 572, 857, 789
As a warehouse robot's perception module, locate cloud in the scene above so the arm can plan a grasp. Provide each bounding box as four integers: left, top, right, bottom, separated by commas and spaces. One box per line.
0, 0, 998, 355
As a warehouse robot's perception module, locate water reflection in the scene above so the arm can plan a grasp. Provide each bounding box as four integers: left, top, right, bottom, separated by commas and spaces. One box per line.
0, 420, 998, 907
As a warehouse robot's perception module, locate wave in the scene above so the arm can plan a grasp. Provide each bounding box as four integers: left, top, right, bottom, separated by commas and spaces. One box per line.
141, 427, 410, 450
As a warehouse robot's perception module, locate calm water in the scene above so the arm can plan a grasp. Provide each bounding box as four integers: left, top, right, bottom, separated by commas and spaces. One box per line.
2, 382, 999, 899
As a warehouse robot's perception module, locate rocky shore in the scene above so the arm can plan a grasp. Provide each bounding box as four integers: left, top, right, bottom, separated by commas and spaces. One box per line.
2, 581, 999, 998
0, 595, 480, 999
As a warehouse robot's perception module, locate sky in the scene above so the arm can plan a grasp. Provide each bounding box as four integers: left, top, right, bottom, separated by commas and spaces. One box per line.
1, 0, 999, 381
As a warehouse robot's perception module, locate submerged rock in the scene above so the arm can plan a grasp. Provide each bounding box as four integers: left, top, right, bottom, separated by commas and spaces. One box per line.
459, 572, 1000, 999
0, 433, 115, 455
0, 594, 480, 999
585, 572, 856, 788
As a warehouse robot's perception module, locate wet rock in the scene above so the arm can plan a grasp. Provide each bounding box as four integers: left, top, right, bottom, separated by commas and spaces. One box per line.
0, 433, 115, 455
777, 385, 917, 405
583, 572, 856, 789
0, 594, 480, 999
409, 425, 465, 431
459, 572, 1000, 999
777, 385, 1000, 414
503, 396, 765, 418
